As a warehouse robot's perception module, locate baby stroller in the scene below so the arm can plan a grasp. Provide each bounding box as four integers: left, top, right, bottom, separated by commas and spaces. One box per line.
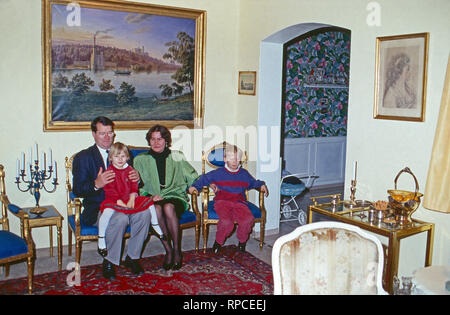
280, 170, 318, 225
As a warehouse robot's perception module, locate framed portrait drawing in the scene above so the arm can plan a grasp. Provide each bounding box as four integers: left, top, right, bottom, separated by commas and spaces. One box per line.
238, 71, 257, 95
42, 0, 206, 131
373, 33, 429, 122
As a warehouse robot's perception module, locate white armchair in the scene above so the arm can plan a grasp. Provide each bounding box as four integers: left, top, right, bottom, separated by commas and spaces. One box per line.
272, 221, 388, 295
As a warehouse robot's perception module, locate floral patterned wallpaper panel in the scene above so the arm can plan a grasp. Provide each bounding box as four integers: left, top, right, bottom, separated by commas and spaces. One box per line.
284, 31, 350, 138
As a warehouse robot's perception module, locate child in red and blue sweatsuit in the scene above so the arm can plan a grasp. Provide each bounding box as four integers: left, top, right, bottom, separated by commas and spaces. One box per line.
189, 145, 268, 252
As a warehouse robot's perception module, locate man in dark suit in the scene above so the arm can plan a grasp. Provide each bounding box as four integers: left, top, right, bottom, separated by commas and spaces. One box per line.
72, 116, 150, 280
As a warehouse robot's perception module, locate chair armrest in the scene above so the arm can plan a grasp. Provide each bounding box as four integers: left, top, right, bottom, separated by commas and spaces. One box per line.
21, 212, 35, 253
72, 198, 82, 236
188, 189, 201, 218
257, 188, 266, 217
201, 186, 210, 218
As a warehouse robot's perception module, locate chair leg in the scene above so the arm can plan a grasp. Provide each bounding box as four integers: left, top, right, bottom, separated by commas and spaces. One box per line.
27, 256, 34, 294
75, 239, 82, 266
68, 230, 72, 256
195, 225, 200, 251
203, 224, 209, 253
4, 264, 10, 277
259, 222, 265, 249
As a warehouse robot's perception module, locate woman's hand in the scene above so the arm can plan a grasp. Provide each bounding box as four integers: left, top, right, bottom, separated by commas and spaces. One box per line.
152, 195, 163, 202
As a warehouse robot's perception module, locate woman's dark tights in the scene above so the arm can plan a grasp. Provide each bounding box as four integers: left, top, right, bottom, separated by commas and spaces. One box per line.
154, 203, 181, 264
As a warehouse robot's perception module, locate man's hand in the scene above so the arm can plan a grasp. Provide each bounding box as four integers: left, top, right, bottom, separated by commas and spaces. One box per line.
128, 169, 140, 183
94, 167, 115, 189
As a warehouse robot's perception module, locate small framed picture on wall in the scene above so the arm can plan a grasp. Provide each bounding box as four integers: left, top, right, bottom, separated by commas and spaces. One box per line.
238, 71, 257, 95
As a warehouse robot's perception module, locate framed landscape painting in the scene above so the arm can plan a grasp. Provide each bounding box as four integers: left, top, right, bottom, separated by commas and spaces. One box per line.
373, 32, 429, 122
42, 0, 206, 131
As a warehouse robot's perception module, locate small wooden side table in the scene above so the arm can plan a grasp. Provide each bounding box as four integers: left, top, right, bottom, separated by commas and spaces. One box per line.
21, 205, 64, 271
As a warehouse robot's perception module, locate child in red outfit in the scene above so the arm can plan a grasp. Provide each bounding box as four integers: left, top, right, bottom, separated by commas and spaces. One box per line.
189, 144, 268, 253
98, 142, 161, 257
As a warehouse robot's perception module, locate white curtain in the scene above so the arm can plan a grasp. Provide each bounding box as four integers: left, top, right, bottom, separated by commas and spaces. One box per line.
423, 54, 450, 213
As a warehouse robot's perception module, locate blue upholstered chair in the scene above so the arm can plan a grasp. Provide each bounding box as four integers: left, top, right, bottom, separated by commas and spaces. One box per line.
199, 142, 267, 252
64, 146, 201, 265
0, 165, 35, 294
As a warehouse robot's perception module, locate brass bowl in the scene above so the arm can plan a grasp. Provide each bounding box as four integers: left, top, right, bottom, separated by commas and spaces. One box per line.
387, 190, 421, 203
387, 167, 423, 225
387, 190, 423, 225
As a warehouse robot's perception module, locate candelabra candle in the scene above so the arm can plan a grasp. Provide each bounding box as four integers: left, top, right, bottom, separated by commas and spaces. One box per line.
15, 149, 58, 215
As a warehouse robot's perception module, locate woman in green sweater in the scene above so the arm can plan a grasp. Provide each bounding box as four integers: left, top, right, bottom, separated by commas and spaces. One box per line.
134, 125, 199, 270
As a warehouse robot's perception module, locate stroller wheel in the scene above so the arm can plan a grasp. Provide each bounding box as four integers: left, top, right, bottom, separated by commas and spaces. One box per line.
281, 204, 293, 219
298, 210, 307, 226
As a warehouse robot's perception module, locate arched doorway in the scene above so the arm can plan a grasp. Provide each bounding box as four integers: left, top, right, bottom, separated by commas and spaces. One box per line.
256, 23, 351, 234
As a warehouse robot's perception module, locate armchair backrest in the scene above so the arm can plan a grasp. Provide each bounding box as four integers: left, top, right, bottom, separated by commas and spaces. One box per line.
202, 141, 248, 174
128, 146, 149, 160
0, 164, 33, 246
272, 221, 386, 295
0, 164, 9, 231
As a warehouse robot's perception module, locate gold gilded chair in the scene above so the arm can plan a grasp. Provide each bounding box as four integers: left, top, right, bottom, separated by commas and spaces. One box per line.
272, 221, 388, 295
65, 146, 201, 265
198, 142, 267, 252
0, 165, 35, 294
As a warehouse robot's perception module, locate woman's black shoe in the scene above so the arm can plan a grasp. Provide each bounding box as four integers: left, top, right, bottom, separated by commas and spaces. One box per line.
172, 253, 183, 270
162, 254, 173, 270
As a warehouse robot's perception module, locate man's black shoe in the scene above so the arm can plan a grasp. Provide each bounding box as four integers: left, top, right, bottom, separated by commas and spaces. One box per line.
124, 255, 144, 276
212, 241, 222, 254
102, 259, 116, 280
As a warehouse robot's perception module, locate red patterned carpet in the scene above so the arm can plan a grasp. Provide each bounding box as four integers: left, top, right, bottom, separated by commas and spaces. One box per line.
0, 246, 273, 295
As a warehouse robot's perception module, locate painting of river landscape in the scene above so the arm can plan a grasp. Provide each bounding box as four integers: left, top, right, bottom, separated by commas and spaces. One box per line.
42, 0, 206, 131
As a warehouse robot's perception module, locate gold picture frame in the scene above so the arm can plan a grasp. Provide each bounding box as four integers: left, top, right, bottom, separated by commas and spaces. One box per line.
373, 32, 429, 122
42, 0, 206, 131
238, 71, 257, 95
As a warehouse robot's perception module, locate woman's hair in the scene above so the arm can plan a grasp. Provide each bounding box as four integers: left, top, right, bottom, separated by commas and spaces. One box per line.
108, 142, 130, 160
146, 125, 172, 148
